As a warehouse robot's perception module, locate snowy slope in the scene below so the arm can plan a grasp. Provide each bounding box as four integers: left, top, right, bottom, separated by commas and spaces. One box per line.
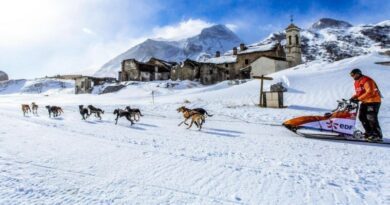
95, 25, 242, 78
0, 53, 389, 204
0, 78, 74, 95
259, 18, 389, 62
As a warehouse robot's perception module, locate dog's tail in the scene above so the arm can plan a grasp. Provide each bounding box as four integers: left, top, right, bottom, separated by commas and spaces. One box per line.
139, 111, 144, 116
205, 111, 213, 117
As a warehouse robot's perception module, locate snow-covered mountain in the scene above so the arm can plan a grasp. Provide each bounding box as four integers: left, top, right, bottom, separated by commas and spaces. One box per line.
95, 25, 242, 77
259, 18, 389, 62
95, 18, 389, 78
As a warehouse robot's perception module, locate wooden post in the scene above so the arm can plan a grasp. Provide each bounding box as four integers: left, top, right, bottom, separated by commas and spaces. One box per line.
253, 75, 273, 107
152, 90, 155, 104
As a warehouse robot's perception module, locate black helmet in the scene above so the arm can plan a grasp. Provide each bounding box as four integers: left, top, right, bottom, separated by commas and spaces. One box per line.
350, 68, 362, 75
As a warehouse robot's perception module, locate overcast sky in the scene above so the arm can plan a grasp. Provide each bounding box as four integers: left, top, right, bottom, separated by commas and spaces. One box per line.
0, 0, 388, 79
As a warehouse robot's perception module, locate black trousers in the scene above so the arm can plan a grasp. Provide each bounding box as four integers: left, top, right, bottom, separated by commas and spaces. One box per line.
359, 102, 382, 138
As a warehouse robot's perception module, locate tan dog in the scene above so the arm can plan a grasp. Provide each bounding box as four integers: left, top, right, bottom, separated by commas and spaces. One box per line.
177, 106, 199, 126
187, 112, 205, 131
21, 104, 31, 116
31, 102, 38, 115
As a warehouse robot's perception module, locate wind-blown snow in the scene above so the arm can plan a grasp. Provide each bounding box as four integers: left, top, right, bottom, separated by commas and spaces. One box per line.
0, 53, 389, 204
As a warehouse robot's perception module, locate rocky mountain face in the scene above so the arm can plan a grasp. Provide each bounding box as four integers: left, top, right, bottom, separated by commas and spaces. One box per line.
95, 25, 242, 77
259, 18, 389, 62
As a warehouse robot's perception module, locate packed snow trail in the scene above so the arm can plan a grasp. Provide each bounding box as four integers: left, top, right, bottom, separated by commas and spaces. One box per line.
0, 102, 389, 204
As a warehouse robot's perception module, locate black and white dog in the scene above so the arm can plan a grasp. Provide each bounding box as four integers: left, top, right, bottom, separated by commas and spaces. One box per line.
88, 105, 104, 120
125, 106, 144, 121
79, 105, 90, 120
113, 109, 134, 125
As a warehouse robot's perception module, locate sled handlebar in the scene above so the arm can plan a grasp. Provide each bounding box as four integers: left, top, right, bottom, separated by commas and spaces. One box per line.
333, 99, 359, 112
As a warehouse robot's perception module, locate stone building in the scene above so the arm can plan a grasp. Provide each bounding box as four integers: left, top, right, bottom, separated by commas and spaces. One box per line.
244, 56, 289, 78
75, 76, 116, 94
119, 58, 176, 82
205, 42, 286, 80
170, 59, 227, 85
202, 21, 302, 81
285, 23, 302, 67
170, 59, 201, 81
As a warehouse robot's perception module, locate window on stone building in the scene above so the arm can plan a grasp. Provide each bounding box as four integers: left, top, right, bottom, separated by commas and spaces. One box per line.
209, 70, 213, 75
245, 59, 249, 65
225, 63, 228, 68
289, 36, 292, 45
295, 35, 299, 44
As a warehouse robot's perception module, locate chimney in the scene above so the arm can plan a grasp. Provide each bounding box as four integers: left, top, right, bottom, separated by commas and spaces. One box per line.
215, 51, 221, 57
239, 43, 246, 51
233, 47, 237, 55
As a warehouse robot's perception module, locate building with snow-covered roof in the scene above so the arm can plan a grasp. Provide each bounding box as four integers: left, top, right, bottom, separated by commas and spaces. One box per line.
0, 71, 9, 81
201, 21, 302, 81
204, 41, 286, 79
119, 58, 176, 82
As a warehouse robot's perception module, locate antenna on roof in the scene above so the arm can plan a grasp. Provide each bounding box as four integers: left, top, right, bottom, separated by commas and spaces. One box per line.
290, 14, 294, 24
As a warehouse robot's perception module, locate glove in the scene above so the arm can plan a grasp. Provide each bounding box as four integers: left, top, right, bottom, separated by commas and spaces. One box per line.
349, 97, 359, 103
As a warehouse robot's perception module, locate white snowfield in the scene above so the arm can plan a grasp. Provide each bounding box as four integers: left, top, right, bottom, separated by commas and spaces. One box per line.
0, 53, 389, 204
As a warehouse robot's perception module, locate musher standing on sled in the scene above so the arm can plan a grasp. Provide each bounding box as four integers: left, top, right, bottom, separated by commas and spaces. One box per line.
349, 68, 383, 142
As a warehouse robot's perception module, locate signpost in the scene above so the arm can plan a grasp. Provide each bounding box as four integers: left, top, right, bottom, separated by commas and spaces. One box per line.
253, 75, 273, 107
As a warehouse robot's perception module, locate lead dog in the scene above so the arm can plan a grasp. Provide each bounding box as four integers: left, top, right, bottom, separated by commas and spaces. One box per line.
21, 104, 31, 116
113, 109, 134, 125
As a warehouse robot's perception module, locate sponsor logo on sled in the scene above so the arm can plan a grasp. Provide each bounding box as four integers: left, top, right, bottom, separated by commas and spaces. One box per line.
339, 124, 353, 130
326, 120, 353, 130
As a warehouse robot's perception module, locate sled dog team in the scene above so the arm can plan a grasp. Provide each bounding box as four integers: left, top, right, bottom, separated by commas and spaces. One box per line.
21, 103, 212, 130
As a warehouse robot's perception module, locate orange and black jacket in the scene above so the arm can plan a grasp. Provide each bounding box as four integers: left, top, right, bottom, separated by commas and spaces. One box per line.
352, 75, 381, 104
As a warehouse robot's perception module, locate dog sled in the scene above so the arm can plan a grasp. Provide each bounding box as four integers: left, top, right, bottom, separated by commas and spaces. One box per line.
283, 99, 389, 144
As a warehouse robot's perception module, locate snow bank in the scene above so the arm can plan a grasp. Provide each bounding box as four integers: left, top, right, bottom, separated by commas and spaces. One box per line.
0, 78, 74, 95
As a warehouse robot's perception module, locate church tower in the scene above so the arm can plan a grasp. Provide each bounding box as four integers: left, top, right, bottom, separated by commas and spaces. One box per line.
285, 16, 302, 67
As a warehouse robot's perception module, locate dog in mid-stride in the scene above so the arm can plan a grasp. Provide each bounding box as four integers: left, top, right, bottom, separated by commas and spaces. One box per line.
113, 109, 134, 125
176, 106, 213, 127
187, 112, 206, 131
79, 105, 90, 120
88, 105, 104, 120
31, 102, 38, 115
125, 106, 143, 121
21, 104, 31, 116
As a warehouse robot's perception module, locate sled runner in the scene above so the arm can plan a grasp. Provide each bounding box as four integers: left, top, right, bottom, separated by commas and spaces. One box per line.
283, 99, 389, 144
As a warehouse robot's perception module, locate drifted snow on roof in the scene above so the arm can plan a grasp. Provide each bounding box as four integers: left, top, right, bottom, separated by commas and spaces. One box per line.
238, 43, 277, 54
204, 55, 237, 64
204, 42, 278, 64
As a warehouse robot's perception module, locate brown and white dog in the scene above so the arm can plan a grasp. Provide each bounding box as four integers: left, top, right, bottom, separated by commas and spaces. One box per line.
21, 104, 31, 116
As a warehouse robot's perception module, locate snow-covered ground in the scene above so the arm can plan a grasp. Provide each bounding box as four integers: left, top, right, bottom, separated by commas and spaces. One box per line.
0, 53, 389, 204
